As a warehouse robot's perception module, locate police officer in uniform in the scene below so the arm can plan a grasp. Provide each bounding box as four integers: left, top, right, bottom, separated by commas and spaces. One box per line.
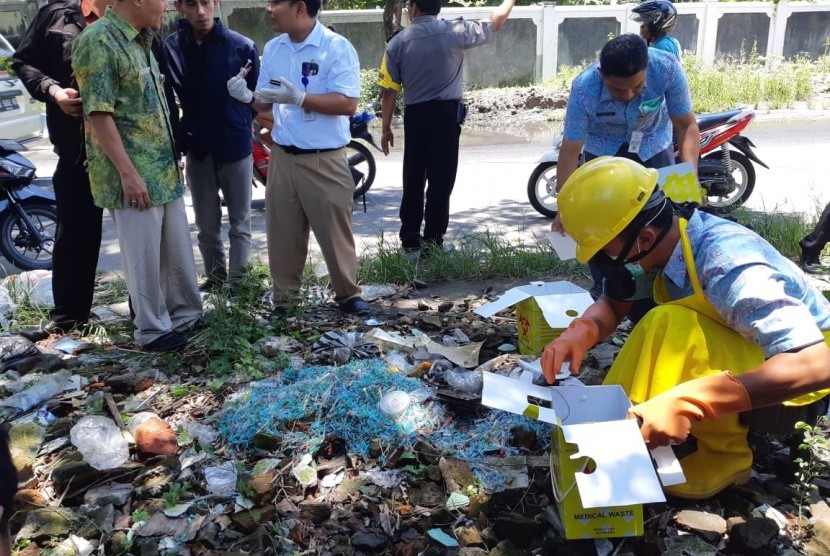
380, 0, 515, 256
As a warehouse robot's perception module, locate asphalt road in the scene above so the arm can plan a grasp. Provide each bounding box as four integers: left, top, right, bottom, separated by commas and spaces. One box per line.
17, 112, 830, 279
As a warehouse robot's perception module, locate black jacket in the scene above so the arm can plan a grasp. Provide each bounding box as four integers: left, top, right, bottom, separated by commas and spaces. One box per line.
12, 1, 180, 162
12, 0, 86, 160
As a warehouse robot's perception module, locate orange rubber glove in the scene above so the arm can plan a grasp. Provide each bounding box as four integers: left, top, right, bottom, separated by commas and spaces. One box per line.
628, 371, 752, 447
541, 317, 600, 383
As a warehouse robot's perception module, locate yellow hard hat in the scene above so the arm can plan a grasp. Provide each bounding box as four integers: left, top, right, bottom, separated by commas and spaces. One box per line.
559, 156, 659, 263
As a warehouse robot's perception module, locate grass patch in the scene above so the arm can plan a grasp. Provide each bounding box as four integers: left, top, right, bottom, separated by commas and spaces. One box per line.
534, 47, 829, 113
683, 49, 818, 112
356, 230, 583, 285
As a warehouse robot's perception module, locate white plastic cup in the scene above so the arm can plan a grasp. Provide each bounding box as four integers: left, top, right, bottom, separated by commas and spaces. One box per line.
379, 390, 411, 420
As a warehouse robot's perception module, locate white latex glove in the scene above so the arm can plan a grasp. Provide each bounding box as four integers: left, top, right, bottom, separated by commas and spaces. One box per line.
227, 75, 253, 104
254, 76, 306, 106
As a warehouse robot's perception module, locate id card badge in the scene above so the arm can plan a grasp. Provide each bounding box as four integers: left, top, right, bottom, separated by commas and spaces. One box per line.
302, 108, 315, 122
628, 131, 643, 155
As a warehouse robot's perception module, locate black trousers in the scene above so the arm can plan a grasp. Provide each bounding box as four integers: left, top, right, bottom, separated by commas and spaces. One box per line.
399, 99, 461, 250
801, 201, 830, 259
50, 156, 103, 326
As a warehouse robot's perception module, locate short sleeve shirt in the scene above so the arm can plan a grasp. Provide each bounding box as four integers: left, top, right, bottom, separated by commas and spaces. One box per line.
562, 48, 692, 161
256, 22, 360, 150
72, 7, 183, 209
385, 15, 492, 106
658, 210, 830, 357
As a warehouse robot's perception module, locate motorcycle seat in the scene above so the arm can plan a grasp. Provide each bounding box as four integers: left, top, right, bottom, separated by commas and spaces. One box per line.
695, 108, 744, 131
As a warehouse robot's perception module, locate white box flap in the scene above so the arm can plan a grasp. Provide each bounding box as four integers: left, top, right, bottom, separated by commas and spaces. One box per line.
563, 420, 666, 508
482, 372, 559, 424
535, 292, 594, 329
546, 232, 577, 261
473, 288, 534, 318
482, 372, 679, 508
474, 281, 592, 329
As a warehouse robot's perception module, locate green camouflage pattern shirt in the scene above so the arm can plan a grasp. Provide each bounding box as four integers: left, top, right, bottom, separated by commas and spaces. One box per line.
72, 7, 183, 209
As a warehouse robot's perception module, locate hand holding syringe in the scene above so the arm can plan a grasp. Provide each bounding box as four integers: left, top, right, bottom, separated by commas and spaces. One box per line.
227, 59, 255, 104
237, 59, 253, 79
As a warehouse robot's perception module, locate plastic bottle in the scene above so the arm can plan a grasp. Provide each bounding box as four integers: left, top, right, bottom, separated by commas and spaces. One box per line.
1, 369, 70, 412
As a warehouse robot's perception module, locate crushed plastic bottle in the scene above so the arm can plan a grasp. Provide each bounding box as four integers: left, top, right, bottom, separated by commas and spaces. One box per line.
1, 369, 70, 413
70, 415, 130, 470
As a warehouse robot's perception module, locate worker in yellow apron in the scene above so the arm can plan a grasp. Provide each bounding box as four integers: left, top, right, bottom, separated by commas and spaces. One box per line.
542, 156, 830, 499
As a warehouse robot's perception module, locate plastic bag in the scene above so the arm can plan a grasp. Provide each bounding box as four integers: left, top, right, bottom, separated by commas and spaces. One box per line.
309, 330, 381, 365
204, 461, 238, 495
444, 369, 483, 394
70, 415, 130, 470
0, 336, 39, 370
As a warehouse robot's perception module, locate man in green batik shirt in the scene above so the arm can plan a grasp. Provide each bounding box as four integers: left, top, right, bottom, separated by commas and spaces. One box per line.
72, 0, 202, 352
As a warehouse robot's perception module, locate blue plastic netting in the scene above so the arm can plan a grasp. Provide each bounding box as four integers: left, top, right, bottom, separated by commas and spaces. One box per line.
217, 358, 551, 491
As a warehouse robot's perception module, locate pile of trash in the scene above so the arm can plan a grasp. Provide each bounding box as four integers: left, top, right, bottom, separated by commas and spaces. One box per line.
1, 279, 829, 556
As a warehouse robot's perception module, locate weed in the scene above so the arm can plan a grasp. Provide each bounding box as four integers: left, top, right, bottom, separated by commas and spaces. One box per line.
733, 208, 813, 259
170, 383, 193, 399
162, 482, 191, 509
238, 478, 256, 501
791, 417, 829, 537
131, 508, 150, 523
86, 397, 104, 414
190, 262, 290, 379
534, 48, 829, 112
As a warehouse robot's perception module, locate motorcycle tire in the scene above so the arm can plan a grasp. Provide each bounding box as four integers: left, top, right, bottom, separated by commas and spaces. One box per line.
0, 201, 58, 271
347, 140, 375, 199
701, 150, 755, 213
527, 161, 559, 218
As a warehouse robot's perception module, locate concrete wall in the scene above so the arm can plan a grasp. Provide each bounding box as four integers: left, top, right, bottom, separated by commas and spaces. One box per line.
2, 0, 829, 87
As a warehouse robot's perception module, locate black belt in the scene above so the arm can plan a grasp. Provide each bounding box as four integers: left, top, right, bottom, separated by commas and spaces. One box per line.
277, 144, 344, 155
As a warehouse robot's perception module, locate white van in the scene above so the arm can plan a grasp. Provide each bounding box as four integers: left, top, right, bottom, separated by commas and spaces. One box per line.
0, 32, 43, 142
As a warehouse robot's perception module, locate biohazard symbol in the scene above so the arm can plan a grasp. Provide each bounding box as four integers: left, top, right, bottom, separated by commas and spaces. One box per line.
519, 314, 531, 337
662, 172, 705, 204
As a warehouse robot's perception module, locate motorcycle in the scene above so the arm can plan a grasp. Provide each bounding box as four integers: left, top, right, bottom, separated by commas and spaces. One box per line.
0, 139, 57, 271
252, 108, 382, 200
528, 106, 768, 218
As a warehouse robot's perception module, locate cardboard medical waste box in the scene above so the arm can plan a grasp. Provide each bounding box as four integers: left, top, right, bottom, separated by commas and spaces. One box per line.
481, 372, 685, 539
474, 281, 593, 356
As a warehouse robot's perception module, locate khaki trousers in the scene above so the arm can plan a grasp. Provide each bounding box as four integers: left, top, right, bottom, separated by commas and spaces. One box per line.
110, 196, 203, 345
265, 146, 360, 304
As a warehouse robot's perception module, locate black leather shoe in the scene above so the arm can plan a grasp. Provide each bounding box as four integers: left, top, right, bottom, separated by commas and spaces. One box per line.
142, 331, 188, 352
17, 319, 84, 342
339, 297, 370, 315
799, 252, 825, 274
801, 262, 825, 275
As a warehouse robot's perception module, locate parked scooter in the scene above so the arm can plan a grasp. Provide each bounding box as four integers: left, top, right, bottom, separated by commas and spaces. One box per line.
252, 108, 381, 199
528, 106, 768, 218
0, 139, 57, 270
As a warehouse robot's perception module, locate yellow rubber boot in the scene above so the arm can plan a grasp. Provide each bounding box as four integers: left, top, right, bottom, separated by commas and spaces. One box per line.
664, 415, 752, 499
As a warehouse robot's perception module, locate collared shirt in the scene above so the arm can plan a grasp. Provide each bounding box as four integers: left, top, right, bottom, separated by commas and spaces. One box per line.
562, 48, 692, 161
385, 15, 491, 106
256, 21, 359, 150
164, 18, 259, 163
656, 210, 830, 357
12, 0, 87, 159
72, 7, 183, 209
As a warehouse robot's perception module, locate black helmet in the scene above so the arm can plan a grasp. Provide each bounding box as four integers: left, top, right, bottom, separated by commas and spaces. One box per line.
632, 0, 678, 36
